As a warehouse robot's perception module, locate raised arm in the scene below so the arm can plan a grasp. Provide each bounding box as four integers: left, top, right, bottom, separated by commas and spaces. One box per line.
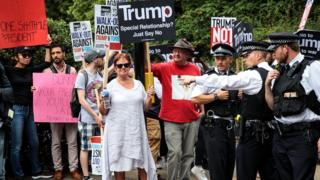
264, 70, 279, 110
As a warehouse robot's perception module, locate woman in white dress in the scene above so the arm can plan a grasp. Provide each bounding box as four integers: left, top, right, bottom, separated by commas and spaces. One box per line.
100, 53, 157, 180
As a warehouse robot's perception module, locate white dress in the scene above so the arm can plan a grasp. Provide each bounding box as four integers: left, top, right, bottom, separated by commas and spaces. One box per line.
102, 79, 157, 180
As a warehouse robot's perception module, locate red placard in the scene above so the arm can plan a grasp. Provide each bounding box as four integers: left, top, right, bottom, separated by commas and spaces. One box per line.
0, 0, 48, 48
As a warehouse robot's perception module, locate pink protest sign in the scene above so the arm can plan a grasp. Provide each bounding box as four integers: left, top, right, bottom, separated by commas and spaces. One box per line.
33, 73, 78, 123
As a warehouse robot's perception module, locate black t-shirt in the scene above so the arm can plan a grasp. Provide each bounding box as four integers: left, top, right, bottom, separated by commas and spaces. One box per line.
5, 62, 50, 105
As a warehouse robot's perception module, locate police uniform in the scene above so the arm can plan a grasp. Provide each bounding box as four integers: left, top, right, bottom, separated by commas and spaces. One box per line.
192, 43, 238, 180
194, 41, 276, 180
268, 32, 320, 180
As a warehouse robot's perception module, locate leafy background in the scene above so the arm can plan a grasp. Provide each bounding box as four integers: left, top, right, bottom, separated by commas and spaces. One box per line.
1, 0, 319, 64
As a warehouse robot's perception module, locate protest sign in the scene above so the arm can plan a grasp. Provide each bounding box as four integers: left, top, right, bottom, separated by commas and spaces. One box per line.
297, 29, 320, 59
33, 73, 78, 123
0, 0, 48, 48
232, 21, 253, 54
91, 136, 102, 175
94, 3, 122, 52
69, 21, 93, 62
150, 44, 173, 61
117, 0, 176, 44
210, 17, 236, 53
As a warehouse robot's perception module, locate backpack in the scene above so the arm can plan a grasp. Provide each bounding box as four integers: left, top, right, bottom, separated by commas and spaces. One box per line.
70, 70, 103, 118
70, 70, 88, 118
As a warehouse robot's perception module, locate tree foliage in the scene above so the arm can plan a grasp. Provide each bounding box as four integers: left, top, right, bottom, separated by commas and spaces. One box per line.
1, 0, 320, 63
175, 0, 320, 60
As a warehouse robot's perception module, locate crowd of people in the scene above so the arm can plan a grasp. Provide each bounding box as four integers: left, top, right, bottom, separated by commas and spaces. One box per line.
0, 31, 320, 180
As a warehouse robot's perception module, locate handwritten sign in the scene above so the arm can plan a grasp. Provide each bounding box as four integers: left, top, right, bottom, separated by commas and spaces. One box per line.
69, 21, 93, 62
0, 0, 48, 48
33, 73, 78, 123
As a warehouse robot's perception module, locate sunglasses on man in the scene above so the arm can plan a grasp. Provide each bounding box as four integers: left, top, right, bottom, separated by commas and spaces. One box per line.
115, 63, 130, 69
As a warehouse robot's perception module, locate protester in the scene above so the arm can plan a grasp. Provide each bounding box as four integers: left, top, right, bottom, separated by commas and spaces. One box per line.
74, 49, 104, 180
191, 43, 239, 180
0, 61, 13, 179
100, 53, 156, 180
4, 45, 52, 179
145, 54, 164, 164
43, 44, 81, 180
150, 38, 202, 180
181, 41, 277, 180
265, 32, 320, 180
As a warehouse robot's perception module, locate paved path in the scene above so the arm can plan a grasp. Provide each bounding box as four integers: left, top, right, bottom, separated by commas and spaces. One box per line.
11, 165, 320, 180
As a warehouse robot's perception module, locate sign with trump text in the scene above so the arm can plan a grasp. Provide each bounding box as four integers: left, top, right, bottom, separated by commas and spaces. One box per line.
210, 17, 236, 53
297, 29, 320, 59
117, 0, 176, 44
33, 73, 78, 123
0, 0, 48, 48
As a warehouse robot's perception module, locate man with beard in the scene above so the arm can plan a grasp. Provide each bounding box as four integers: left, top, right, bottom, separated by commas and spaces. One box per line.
265, 32, 320, 180
43, 44, 80, 180
75, 49, 104, 180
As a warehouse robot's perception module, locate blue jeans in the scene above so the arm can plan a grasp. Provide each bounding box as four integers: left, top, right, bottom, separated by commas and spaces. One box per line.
0, 127, 5, 179
10, 105, 41, 177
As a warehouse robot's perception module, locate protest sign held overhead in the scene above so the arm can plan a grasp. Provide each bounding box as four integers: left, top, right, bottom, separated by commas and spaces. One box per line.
232, 21, 253, 54
296, 29, 320, 59
95, 1, 126, 52
150, 44, 173, 61
0, 0, 48, 48
33, 73, 78, 123
94, 5, 116, 51
69, 21, 93, 61
211, 17, 236, 53
117, 0, 176, 44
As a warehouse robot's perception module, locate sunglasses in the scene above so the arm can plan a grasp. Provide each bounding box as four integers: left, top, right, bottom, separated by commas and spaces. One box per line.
21, 53, 31, 58
115, 63, 130, 69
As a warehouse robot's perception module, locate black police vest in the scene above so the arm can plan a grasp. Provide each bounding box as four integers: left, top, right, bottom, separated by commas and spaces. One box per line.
204, 69, 239, 117
241, 67, 273, 121
272, 59, 320, 117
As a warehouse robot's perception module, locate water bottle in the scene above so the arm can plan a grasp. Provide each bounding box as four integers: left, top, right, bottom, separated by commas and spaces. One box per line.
101, 89, 111, 109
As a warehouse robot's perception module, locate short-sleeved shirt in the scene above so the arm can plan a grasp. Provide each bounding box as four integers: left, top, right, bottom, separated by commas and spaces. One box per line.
74, 69, 103, 124
152, 61, 201, 123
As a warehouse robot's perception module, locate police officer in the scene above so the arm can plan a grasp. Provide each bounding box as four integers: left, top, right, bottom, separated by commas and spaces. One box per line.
266, 43, 278, 68
265, 32, 320, 180
182, 41, 277, 180
191, 43, 239, 180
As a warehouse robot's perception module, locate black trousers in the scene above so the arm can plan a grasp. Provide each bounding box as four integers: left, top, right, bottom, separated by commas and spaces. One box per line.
273, 128, 319, 180
194, 125, 207, 166
201, 123, 235, 180
236, 127, 276, 180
